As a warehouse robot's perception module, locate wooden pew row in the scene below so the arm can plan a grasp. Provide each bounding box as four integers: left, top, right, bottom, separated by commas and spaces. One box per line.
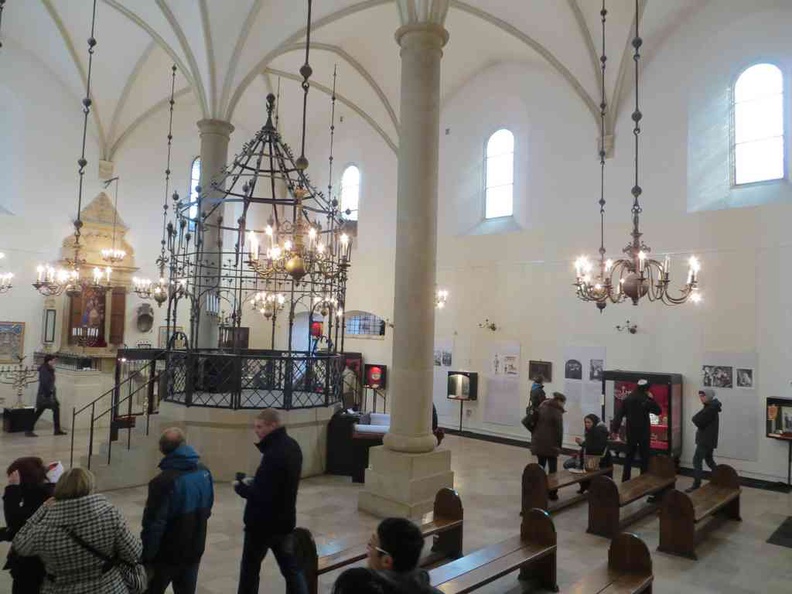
658, 464, 741, 559
568, 533, 653, 594
588, 456, 676, 538
428, 508, 558, 594
293, 488, 463, 594
522, 462, 613, 513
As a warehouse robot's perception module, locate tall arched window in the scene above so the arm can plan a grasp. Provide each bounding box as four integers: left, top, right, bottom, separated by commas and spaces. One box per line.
341, 165, 360, 221
734, 63, 785, 185
189, 156, 201, 224
485, 129, 515, 219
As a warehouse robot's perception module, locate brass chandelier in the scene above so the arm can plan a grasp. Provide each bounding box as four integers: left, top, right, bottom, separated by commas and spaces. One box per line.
574, 0, 701, 308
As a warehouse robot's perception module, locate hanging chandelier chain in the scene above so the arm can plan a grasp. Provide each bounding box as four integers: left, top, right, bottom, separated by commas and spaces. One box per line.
297, 0, 314, 172
0, 0, 6, 50
74, 0, 99, 247
327, 65, 338, 203
631, 0, 643, 221
598, 0, 608, 261
161, 64, 178, 267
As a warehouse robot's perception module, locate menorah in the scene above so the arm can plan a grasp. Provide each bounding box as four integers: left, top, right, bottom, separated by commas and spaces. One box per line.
71, 325, 101, 351
0, 356, 39, 409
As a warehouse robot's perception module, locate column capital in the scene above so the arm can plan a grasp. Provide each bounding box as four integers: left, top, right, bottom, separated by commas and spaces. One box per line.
397, 0, 450, 27
395, 22, 449, 49
197, 119, 235, 138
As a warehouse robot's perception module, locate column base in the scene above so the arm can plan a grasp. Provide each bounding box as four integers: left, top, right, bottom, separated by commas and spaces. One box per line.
358, 446, 453, 519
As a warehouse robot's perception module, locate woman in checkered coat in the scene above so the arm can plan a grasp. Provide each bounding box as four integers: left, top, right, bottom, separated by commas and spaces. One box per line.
12, 468, 146, 594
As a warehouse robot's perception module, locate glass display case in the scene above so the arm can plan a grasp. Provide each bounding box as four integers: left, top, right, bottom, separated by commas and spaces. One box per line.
602, 370, 683, 460
767, 397, 792, 438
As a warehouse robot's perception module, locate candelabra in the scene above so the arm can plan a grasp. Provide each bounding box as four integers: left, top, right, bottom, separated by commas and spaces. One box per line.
71, 325, 101, 351
0, 357, 39, 408
252, 291, 286, 320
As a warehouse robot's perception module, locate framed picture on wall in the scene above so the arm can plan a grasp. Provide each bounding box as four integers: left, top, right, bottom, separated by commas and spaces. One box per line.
528, 360, 552, 382
158, 326, 186, 349
0, 322, 25, 363
43, 309, 57, 344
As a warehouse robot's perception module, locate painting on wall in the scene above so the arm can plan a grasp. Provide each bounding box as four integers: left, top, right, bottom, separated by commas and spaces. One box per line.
158, 326, 186, 349
528, 360, 552, 383
0, 322, 25, 363
702, 365, 733, 388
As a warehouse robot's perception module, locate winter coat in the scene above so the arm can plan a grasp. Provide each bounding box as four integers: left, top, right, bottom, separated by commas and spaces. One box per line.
334, 567, 441, 594
612, 388, 661, 442
12, 494, 145, 594
692, 397, 721, 449
531, 399, 565, 458
141, 444, 214, 565
581, 422, 610, 456
529, 383, 547, 410
36, 365, 57, 409
2, 481, 55, 588
234, 426, 303, 535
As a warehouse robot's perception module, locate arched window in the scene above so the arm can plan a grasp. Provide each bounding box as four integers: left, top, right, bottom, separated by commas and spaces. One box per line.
734, 64, 785, 185
341, 165, 360, 221
189, 156, 201, 223
485, 129, 515, 219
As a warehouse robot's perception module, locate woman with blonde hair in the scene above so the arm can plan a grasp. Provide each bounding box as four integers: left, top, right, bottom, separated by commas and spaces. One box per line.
12, 468, 146, 593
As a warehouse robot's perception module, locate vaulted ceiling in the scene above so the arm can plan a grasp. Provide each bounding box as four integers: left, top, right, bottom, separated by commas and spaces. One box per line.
2, 0, 707, 158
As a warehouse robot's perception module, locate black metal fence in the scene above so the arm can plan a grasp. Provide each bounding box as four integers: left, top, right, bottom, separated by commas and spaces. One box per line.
120, 348, 344, 411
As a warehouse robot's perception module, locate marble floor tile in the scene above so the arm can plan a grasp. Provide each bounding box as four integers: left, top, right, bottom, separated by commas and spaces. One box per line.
0, 431, 790, 593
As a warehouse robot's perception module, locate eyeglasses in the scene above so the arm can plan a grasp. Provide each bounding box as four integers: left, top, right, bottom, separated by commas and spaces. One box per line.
367, 538, 390, 558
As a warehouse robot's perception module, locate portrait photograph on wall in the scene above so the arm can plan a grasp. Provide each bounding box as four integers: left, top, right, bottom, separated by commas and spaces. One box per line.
565, 359, 582, 380
736, 368, 754, 388
0, 322, 25, 363
589, 358, 604, 381
702, 365, 733, 388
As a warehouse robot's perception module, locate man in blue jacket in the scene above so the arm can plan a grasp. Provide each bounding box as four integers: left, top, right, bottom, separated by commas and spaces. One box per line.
235, 408, 307, 594
142, 427, 214, 594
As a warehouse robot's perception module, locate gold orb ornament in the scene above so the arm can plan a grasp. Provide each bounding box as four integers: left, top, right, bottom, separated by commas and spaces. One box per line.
285, 254, 306, 281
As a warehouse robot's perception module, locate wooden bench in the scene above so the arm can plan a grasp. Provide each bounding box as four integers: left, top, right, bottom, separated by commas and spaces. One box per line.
588, 456, 676, 538
568, 532, 653, 593
522, 462, 613, 513
658, 464, 741, 559
428, 508, 558, 594
293, 487, 463, 594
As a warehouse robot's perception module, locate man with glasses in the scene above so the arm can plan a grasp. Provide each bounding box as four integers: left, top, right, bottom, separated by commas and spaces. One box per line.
332, 518, 440, 594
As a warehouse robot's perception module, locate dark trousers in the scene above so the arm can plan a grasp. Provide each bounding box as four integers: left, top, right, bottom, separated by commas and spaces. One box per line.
536, 456, 558, 474
692, 444, 716, 487
146, 562, 200, 594
621, 438, 651, 482
30, 402, 61, 433
238, 531, 308, 594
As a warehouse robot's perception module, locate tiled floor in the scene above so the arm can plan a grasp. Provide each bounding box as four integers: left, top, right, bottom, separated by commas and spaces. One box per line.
1, 430, 791, 593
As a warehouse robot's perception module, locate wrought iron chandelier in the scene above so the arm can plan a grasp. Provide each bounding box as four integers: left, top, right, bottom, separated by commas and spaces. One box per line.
101, 176, 126, 265
33, 0, 112, 297
574, 0, 701, 307
134, 65, 179, 307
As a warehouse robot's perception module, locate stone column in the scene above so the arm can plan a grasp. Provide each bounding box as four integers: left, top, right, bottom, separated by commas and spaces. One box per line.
196, 119, 234, 349
358, 7, 454, 518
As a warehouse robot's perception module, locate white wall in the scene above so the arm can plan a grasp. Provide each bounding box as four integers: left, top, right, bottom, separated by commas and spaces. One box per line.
429, 1, 792, 483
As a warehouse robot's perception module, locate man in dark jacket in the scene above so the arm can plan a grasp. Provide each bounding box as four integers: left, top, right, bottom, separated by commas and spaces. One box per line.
687, 388, 722, 492
142, 428, 214, 594
529, 375, 547, 410
235, 409, 307, 594
26, 355, 67, 437
333, 517, 441, 594
612, 379, 661, 482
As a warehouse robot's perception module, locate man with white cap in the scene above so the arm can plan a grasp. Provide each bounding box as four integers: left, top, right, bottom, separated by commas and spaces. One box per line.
611, 379, 661, 482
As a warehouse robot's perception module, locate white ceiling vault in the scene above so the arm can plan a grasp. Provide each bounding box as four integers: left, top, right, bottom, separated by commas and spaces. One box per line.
3, 0, 707, 158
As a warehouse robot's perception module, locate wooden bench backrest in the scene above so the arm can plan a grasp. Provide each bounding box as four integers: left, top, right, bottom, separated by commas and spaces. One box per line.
520, 507, 556, 547
709, 464, 740, 489
521, 463, 546, 511
608, 532, 652, 576
434, 487, 463, 522
648, 455, 676, 479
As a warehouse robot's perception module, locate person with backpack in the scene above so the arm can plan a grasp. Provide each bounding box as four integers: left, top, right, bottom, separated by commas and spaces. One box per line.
522, 375, 547, 434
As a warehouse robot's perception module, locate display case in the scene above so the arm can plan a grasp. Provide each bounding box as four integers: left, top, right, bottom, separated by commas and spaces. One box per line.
767, 397, 792, 438
447, 371, 479, 401
601, 370, 683, 460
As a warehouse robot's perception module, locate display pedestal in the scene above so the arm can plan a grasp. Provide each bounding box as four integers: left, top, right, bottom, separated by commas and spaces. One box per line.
3, 407, 35, 433
358, 446, 453, 519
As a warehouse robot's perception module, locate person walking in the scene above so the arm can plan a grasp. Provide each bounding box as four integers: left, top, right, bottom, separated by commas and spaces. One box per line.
1, 457, 56, 594
611, 379, 661, 482
12, 467, 146, 594
142, 428, 214, 594
531, 392, 566, 500
687, 389, 721, 493
27, 355, 67, 437
234, 409, 308, 594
